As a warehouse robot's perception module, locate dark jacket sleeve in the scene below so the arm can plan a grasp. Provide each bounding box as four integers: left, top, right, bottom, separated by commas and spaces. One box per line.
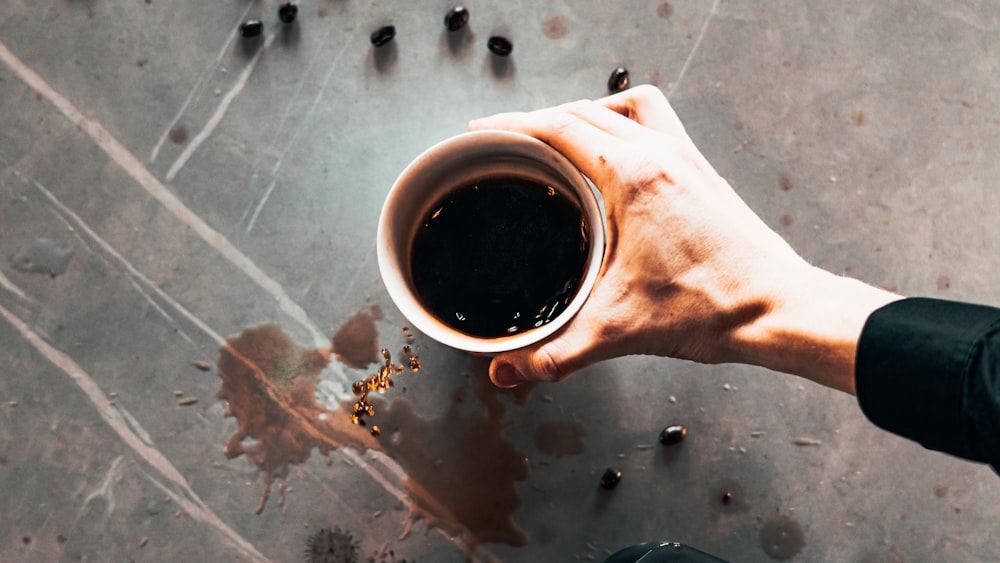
855, 297, 1000, 472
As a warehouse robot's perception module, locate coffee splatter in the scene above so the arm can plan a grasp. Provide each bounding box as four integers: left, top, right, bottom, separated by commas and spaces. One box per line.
934, 484, 949, 498
216, 324, 375, 513
216, 324, 529, 558
759, 513, 805, 560
533, 420, 585, 457
657, 2, 674, 19
779, 214, 794, 227
332, 308, 380, 368
542, 16, 567, 39
168, 125, 189, 144
9, 237, 75, 277
853, 111, 867, 126
305, 527, 358, 563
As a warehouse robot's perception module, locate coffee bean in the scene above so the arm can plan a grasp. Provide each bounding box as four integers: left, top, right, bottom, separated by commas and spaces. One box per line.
370, 25, 396, 47
278, 2, 298, 23
659, 424, 687, 446
487, 35, 513, 56
444, 6, 469, 31
599, 468, 622, 490
239, 19, 264, 38
608, 67, 630, 93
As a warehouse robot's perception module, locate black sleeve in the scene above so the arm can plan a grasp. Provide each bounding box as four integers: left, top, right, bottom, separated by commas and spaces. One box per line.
855, 297, 1000, 472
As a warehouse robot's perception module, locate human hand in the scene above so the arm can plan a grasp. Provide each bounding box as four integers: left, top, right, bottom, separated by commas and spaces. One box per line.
469, 85, 900, 393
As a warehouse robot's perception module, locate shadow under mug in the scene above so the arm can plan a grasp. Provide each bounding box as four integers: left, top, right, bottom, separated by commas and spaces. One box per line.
377, 130, 606, 354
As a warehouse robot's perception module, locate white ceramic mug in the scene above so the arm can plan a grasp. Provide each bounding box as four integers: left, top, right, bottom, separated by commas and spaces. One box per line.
377, 130, 606, 354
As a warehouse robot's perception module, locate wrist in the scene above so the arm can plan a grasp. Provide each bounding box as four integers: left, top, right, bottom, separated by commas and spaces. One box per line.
728, 264, 902, 393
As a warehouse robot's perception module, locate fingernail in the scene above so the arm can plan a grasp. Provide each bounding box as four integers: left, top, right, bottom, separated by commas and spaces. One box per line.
492, 361, 521, 388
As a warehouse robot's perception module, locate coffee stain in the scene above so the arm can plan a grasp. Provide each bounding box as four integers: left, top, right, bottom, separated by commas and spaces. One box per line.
168, 124, 189, 144
373, 397, 529, 558
779, 174, 795, 192
533, 420, 586, 457
542, 16, 568, 39
759, 513, 805, 560
332, 307, 380, 368
216, 323, 529, 559
9, 237, 75, 277
936, 275, 951, 291
657, 2, 675, 19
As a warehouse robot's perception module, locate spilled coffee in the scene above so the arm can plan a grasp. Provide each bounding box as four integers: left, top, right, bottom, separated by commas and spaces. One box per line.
410, 177, 590, 338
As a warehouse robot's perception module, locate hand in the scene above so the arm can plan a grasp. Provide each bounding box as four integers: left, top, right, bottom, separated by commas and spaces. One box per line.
469, 85, 900, 393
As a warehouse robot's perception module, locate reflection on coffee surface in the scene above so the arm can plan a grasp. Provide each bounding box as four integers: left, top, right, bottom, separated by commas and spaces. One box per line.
410, 176, 590, 338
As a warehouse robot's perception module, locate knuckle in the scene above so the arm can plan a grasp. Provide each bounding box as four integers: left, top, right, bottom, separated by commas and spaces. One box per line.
529, 347, 565, 382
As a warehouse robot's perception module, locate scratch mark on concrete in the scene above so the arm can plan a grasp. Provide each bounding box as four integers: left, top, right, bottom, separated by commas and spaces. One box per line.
136, 467, 271, 562
117, 405, 155, 447
245, 35, 355, 234
0, 302, 270, 562
669, 0, 721, 96
77, 455, 124, 526
165, 32, 276, 183
0, 269, 34, 304
148, 2, 253, 164
0, 39, 327, 348
29, 177, 226, 345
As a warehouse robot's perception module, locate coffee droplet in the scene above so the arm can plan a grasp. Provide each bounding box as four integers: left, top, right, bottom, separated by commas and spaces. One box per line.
599, 468, 622, 490
721, 491, 734, 505
659, 424, 687, 446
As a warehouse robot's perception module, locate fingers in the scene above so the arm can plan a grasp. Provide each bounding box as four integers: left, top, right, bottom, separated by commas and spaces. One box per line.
469, 102, 627, 187
488, 310, 607, 387
596, 84, 690, 139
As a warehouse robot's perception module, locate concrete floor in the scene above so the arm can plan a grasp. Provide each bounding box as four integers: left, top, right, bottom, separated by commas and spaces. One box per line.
2, 1, 999, 561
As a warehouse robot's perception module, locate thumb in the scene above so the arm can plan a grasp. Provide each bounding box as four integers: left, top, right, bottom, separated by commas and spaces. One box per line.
488, 315, 602, 387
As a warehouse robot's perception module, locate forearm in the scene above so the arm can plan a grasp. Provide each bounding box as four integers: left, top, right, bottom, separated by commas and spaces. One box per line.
727, 265, 903, 394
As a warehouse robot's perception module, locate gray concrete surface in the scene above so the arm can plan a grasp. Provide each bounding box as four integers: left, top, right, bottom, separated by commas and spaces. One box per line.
2, 1, 999, 561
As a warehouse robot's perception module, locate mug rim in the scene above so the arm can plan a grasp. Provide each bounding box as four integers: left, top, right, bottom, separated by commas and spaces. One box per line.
377, 130, 606, 353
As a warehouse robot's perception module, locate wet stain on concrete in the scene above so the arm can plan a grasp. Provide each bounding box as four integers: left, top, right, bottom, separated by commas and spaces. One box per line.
759, 513, 805, 560
9, 237, 74, 277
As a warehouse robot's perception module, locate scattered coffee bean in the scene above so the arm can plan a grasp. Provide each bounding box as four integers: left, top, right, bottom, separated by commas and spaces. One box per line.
278, 2, 298, 23
444, 6, 469, 31
659, 424, 687, 446
487, 35, 513, 56
239, 19, 264, 38
608, 67, 630, 93
370, 25, 396, 47
599, 468, 622, 490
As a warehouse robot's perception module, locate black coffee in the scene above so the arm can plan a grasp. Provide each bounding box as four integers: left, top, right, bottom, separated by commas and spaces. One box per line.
410, 177, 590, 338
